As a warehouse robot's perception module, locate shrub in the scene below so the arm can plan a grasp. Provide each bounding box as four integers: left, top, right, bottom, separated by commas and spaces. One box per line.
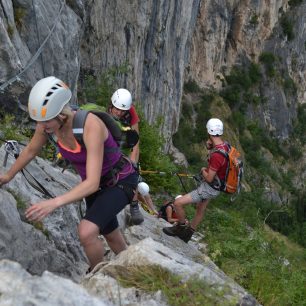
200, 192, 306, 305
283, 77, 297, 95
79, 63, 130, 107
294, 104, 306, 144
289, 0, 303, 6
248, 63, 262, 84
281, 16, 295, 41
250, 14, 259, 26
184, 80, 201, 93
259, 52, 277, 77
0, 113, 26, 142
138, 111, 180, 194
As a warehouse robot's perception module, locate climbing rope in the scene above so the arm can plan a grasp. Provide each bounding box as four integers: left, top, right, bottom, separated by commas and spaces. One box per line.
139, 169, 202, 193
0, 0, 66, 92
3, 140, 55, 198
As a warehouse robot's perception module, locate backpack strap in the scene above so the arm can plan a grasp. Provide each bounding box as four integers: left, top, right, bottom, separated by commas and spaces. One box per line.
72, 109, 120, 153
72, 109, 88, 146
208, 143, 231, 191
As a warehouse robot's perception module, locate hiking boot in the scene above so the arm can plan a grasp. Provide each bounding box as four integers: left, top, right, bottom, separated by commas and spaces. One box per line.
130, 201, 144, 225
163, 223, 195, 243
179, 226, 195, 243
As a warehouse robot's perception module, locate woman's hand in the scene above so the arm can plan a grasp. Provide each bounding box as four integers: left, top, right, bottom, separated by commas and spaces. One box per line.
25, 199, 59, 222
0, 173, 12, 187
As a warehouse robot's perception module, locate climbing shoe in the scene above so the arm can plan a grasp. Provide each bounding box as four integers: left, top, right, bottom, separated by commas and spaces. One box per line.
130, 201, 144, 225
163, 223, 195, 243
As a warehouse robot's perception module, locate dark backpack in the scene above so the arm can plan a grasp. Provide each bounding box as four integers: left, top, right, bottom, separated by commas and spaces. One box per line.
72, 109, 139, 149
158, 201, 174, 221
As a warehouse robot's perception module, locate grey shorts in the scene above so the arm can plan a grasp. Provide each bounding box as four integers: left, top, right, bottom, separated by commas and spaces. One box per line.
189, 181, 220, 203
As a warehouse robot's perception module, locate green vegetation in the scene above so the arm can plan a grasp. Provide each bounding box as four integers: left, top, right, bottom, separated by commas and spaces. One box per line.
13, 6, 26, 29
7, 189, 50, 238
0, 113, 26, 142
79, 63, 130, 107
295, 104, 306, 145
197, 192, 306, 306
288, 0, 304, 6
7, 188, 27, 210
281, 16, 295, 41
137, 109, 181, 194
250, 14, 259, 26
117, 265, 237, 306
174, 63, 305, 305
183, 79, 201, 93
31, 221, 50, 239
173, 93, 214, 171
7, 24, 14, 37
259, 52, 276, 77
220, 63, 262, 108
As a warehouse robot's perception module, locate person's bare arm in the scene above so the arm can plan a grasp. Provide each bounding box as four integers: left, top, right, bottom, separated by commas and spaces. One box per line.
0, 124, 48, 185
53, 113, 106, 205
201, 167, 217, 183
26, 113, 107, 221
144, 194, 158, 215
129, 122, 139, 163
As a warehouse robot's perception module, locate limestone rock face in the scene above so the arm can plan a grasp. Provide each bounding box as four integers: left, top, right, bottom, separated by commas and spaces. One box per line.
0, 0, 83, 104
83, 238, 260, 306
0, 145, 87, 281
188, 0, 289, 88
0, 260, 110, 306
1, 0, 306, 143
80, 0, 200, 149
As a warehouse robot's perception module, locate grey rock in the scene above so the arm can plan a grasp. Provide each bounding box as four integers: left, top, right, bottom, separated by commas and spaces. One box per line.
0, 145, 87, 281
0, 259, 111, 306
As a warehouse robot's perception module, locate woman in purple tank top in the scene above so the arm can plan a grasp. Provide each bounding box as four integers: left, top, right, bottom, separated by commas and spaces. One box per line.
0, 77, 138, 272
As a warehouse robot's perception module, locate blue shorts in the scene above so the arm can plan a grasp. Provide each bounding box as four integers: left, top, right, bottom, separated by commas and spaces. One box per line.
84, 172, 138, 235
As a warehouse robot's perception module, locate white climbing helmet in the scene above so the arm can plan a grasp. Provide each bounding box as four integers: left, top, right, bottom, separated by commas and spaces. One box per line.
111, 88, 132, 110
28, 76, 72, 121
138, 182, 150, 196
175, 195, 183, 200
206, 118, 223, 136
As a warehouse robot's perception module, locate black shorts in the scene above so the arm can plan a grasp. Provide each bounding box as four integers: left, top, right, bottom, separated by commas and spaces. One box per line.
84, 172, 138, 235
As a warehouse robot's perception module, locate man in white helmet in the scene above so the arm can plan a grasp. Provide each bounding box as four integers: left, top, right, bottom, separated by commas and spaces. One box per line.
108, 88, 146, 224
163, 118, 229, 243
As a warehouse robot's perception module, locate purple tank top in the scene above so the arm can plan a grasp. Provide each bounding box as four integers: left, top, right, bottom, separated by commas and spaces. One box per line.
58, 130, 134, 181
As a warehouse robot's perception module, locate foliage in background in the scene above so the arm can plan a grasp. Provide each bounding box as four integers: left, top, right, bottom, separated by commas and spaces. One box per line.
197, 192, 306, 306
137, 108, 181, 195
0, 113, 26, 142
295, 104, 306, 145
288, 0, 304, 6
281, 15, 295, 41
174, 57, 306, 305
79, 62, 130, 107
173, 92, 214, 172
